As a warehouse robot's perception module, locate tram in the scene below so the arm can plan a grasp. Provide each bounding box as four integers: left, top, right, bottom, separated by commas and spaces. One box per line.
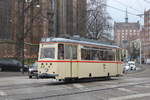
38, 38, 123, 81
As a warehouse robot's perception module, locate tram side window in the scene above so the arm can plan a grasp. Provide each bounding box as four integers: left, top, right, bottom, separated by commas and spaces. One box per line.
81, 47, 115, 61
100, 49, 115, 61
58, 44, 64, 59
81, 49, 90, 60
72, 46, 77, 59
64, 45, 77, 60
81, 48, 98, 60
107, 50, 115, 61
65, 45, 71, 59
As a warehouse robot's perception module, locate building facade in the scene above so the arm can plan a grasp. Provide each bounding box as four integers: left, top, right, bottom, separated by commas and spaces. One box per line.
0, 0, 18, 59
114, 20, 141, 58
56, 0, 87, 37
114, 22, 140, 46
0, 0, 87, 62
142, 10, 150, 60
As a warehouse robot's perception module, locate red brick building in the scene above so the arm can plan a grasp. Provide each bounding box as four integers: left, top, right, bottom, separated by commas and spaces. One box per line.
0, 0, 87, 62
114, 21, 141, 47
142, 10, 150, 60
0, 0, 17, 59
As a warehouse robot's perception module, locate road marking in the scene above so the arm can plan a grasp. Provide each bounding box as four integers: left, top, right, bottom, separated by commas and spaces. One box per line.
73, 84, 84, 88
0, 91, 7, 96
109, 93, 150, 100
117, 88, 136, 93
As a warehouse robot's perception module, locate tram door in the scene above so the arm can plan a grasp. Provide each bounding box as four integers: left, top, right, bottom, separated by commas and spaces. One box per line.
116, 49, 121, 74
65, 45, 78, 78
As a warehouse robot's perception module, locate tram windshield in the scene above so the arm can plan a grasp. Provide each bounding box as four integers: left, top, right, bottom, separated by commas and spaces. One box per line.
40, 48, 55, 59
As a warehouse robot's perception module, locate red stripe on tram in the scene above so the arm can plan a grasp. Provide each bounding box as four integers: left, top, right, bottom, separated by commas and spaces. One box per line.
38, 60, 123, 64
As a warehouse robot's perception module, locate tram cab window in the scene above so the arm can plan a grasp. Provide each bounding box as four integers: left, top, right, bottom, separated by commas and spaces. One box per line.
40, 48, 55, 59
58, 44, 64, 59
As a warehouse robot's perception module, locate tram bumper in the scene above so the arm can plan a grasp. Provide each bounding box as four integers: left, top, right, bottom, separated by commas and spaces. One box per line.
39, 73, 58, 79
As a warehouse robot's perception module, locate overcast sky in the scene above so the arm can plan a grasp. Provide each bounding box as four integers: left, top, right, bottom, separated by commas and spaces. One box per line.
107, 0, 150, 24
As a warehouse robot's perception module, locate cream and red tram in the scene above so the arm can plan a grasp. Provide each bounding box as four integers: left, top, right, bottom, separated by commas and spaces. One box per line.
38, 38, 123, 80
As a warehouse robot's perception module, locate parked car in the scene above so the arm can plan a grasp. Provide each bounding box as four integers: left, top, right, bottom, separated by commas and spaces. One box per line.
0, 59, 23, 72
123, 63, 130, 73
146, 59, 150, 64
29, 62, 38, 78
128, 61, 136, 70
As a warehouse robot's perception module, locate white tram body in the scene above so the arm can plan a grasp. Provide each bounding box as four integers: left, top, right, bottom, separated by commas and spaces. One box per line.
38, 38, 123, 80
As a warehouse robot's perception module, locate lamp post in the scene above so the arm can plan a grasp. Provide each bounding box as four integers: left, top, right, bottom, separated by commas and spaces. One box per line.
17, 0, 25, 74
18, 0, 40, 74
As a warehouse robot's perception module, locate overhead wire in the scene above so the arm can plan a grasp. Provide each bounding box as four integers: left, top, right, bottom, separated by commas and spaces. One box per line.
104, 4, 140, 17
114, 0, 143, 13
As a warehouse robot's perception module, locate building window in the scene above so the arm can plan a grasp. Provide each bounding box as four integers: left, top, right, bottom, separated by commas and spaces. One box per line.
117, 30, 120, 32
51, 0, 55, 10
130, 30, 132, 32
134, 30, 136, 32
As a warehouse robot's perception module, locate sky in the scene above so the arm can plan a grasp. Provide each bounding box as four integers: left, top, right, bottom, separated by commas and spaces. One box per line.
107, 0, 150, 24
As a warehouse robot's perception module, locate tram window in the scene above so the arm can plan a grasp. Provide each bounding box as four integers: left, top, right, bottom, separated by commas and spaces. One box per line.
58, 44, 64, 59
107, 50, 115, 61
81, 49, 86, 60
40, 48, 55, 59
72, 46, 77, 59
65, 45, 71, 59
64, 45, 77, 60
81, 49, 89, 60
81, 46, 115, 61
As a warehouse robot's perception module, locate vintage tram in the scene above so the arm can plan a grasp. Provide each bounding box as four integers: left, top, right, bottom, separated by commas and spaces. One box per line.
38, 38, 123, 81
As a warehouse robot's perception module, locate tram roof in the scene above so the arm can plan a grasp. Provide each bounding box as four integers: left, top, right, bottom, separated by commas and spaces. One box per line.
41, 38, 120, 48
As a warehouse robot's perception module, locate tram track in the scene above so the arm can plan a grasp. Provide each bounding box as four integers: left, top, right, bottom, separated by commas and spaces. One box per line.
0, 82, 50, 91
18, 80, 150, 100
2, 64, 149, 100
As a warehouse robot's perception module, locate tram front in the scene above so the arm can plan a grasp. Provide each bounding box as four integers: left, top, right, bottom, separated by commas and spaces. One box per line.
38, 43, 58, 79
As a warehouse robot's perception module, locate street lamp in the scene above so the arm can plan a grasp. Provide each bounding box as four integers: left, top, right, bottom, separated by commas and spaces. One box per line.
18, 0, 40, 74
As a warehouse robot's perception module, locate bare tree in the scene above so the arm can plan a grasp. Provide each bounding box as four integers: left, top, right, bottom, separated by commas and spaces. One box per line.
87, 0, 112, 40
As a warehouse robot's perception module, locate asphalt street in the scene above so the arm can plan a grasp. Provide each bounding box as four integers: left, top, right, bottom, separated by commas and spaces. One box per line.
0, 72, 28, 78
0, 64, 150, 100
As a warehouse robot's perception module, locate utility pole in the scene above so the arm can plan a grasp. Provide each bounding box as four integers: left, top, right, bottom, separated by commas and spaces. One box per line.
139, 39, 142, 64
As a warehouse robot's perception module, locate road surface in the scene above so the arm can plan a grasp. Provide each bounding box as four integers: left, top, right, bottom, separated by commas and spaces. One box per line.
0, 64, 150, 100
